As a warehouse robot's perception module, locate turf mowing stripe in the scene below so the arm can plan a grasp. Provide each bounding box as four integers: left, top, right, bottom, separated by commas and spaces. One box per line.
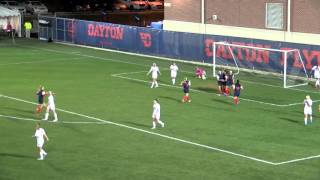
24, 44, 320, 96
0, 57, 84, 66
1, 94, 276, 165
0, 114, 107, 124
111, 72, 311, 107
3, 94, 320, 165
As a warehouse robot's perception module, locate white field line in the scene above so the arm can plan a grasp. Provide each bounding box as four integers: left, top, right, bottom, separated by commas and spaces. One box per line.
0, 57, 84, 66
274, 154, 320, 165
111, 71, 316, 107
0, 114, 107, 124
2, 94, 320, 165
24, 45, 320, 95
0, 94, 275, 165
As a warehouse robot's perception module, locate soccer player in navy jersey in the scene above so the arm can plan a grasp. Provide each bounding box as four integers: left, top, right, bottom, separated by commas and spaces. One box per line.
217, 71, 226, 95
36, 86, 46, 116
233, 80, 243, 105
225, 70, 234, 96
181, 77, 191, 103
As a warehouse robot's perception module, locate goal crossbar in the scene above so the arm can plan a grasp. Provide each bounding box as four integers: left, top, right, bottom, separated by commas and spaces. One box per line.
213, 41, 309, 88
214, 41, 297, 53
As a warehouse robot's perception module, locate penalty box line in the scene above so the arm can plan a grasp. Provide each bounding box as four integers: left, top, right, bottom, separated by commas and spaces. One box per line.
0, 94, 276, 165
111, 71, 311, 107
25, 45, 320, 96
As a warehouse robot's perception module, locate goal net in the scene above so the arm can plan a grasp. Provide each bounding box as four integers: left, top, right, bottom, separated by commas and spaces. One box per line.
212, 41, 309, 88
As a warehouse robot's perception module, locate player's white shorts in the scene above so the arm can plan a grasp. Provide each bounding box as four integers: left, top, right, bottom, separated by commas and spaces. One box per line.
152, 74, 158, 79
37, 139, 44, 148
152, 113, 160, 120
304, 108, 312, 115
171, 72, 177, 78
47, 104, 56, 111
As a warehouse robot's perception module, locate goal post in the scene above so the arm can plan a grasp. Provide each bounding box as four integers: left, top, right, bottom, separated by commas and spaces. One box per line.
212, 41, 309, 88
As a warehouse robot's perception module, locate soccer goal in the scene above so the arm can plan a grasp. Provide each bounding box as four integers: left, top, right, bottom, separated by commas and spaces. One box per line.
212, 41, 309, 88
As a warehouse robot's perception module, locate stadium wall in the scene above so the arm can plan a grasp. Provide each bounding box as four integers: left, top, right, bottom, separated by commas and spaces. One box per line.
38, 17, 320, 76
163, 0, 320, 45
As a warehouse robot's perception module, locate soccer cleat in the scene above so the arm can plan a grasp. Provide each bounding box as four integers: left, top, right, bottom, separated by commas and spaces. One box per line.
42, 119, 48, 121
151, 127, 156, 129
53, 119, 58, 122
37, 158, 44, 161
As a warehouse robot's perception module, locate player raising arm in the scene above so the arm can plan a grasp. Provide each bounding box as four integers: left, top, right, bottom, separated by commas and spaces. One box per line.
33, 123, 49, 160
43, 91, 58, 122
151, 99, 165, 129
233, 80, 243, 105
304, 95, 313, 125
147, 63, 161, 88
170, 63, 179, 85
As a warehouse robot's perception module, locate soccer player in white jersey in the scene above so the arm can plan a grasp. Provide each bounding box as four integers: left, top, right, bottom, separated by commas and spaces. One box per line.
170, 63, 179, 85
303, 95, 313, 125
43, 91, 58, 122
33, 123, 49, 160
311, 65, 320, 88
147, 63, 161, 88
151, 99, 164, 129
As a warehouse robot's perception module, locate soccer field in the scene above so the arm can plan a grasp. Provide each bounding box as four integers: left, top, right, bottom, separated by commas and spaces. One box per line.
0, 39, 320, 180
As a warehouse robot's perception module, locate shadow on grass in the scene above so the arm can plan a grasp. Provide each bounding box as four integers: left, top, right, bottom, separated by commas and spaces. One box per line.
62, 123, 89, 135
0, 153, 34, 159
123, 121, 150, 128
159, 96, 181, 103
196, 87, 218, 94
212, 97, 232, 105
280, 117, 301, 125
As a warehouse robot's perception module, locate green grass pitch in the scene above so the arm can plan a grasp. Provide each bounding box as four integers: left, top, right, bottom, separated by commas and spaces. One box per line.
0, 39, 320, 180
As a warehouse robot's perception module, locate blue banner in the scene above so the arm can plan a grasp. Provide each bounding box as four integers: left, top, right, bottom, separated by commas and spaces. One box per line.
42, 17, 320, 76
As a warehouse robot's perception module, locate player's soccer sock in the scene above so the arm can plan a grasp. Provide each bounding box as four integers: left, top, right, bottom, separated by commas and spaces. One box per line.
53, 113, 58, 121
155, 81, 158, 87
41, 149, 47, 155
36, 106, 41, 113
151, 82, 154, 88
152, 121, 156, 129
172, 78, 175, 85
186, 95, 191, 102
234, 97, 239, 105
304, 118, 308, 125
44, 113, 49, 120
310, 116, 313, 123
158, 120, 164, 127
183, 95, 188, 102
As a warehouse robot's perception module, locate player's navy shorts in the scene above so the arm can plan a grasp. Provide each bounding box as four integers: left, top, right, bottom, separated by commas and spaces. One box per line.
38, 97, 44, 104
234, 92, 240, 97
183, 89, 189, 93
222, 81, 227, 86
226, 80, 233, 86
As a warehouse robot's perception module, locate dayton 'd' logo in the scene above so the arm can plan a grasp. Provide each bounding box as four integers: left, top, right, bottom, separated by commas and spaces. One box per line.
139, 32, 152, 47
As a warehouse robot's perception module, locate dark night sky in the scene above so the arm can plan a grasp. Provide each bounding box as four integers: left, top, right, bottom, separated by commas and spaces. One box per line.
39, 0, 115, 12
